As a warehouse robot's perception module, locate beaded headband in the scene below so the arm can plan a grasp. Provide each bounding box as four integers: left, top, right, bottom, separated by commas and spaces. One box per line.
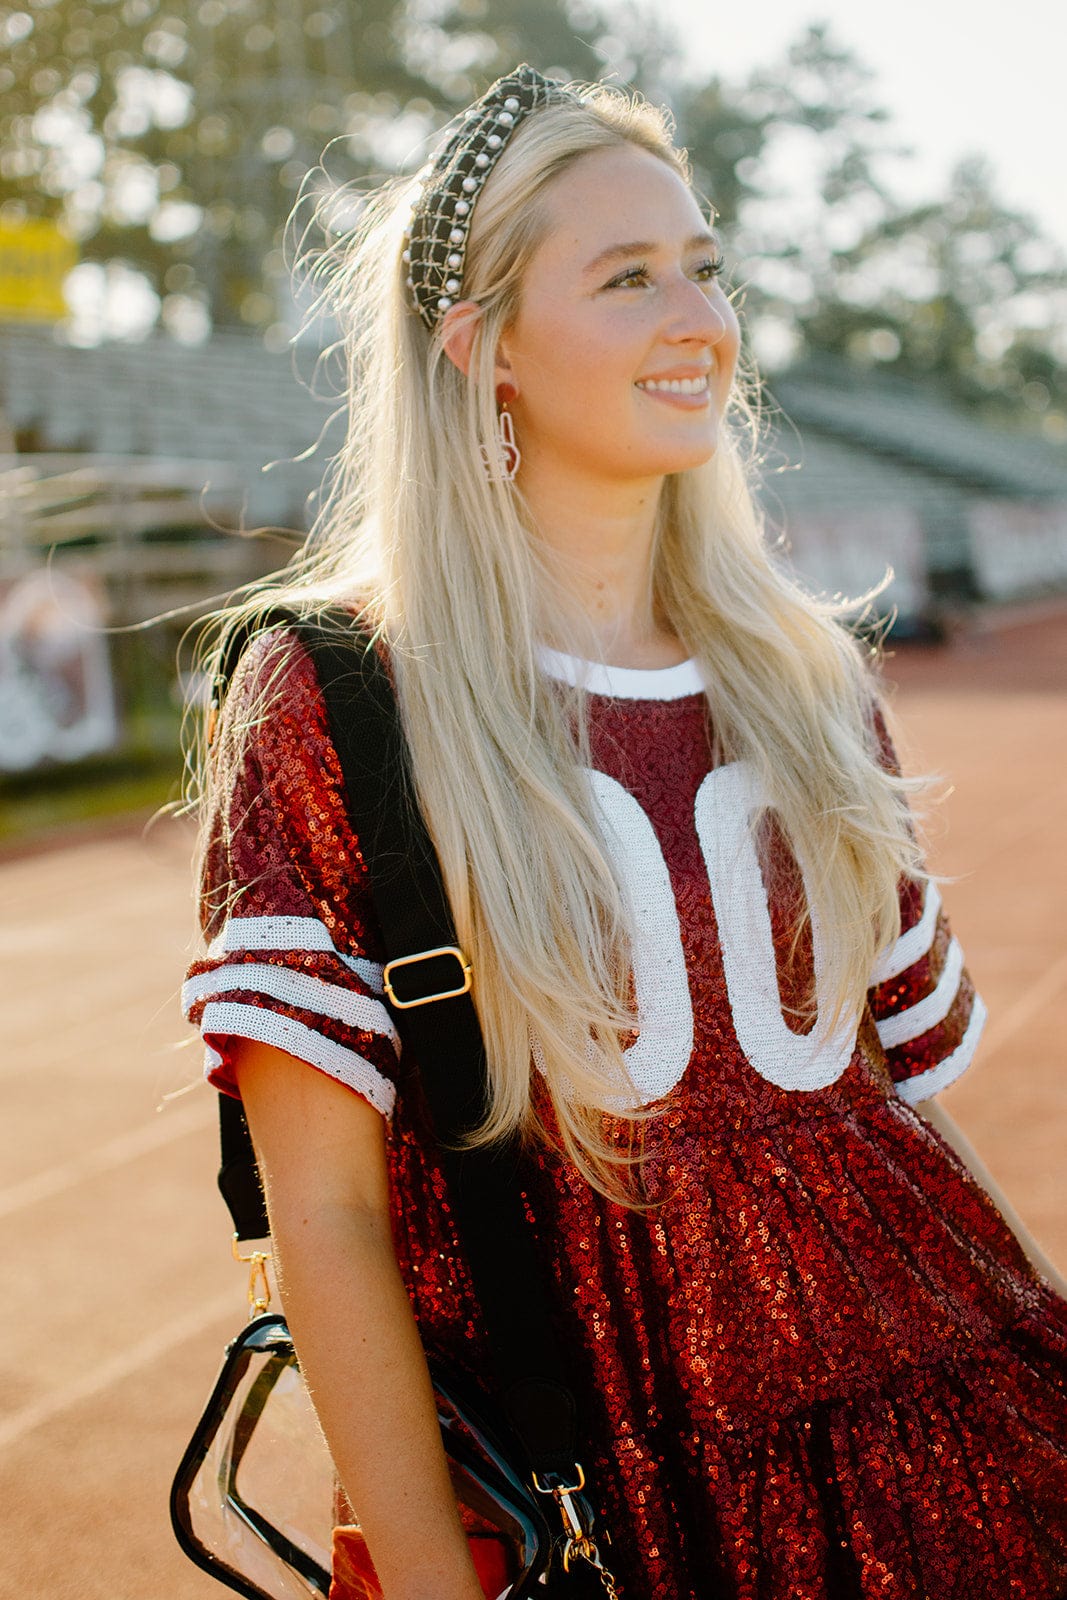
401, 64, 573, 332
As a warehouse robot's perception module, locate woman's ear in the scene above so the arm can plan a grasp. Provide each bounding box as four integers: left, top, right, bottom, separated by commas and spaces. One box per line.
439, 301, 483, 378
440, 301, 519, 398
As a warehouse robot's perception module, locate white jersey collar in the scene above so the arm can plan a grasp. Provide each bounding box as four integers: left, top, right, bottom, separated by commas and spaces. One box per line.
537, 646, 706, 701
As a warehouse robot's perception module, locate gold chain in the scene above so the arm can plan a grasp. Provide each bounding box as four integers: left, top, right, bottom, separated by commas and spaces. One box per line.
533, 1468, 622, 1600
563, 1532, 621, 1599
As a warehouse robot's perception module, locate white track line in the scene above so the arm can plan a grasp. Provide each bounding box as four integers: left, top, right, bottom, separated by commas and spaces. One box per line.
0, 1099, 215, 1221
0, 1289, 239, 1452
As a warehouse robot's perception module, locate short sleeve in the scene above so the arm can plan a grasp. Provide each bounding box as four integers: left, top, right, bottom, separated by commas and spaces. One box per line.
181, 628, 400, 1119
864, 703, 987, 1105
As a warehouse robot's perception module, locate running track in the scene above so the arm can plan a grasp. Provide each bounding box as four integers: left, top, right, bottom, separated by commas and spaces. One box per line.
2, 603, 1064, 1599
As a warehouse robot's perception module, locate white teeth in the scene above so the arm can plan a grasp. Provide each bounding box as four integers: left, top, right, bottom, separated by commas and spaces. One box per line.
636, 375, 709, 395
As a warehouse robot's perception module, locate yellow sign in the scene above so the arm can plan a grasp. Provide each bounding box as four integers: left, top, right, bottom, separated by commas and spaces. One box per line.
0, 216, 77, 324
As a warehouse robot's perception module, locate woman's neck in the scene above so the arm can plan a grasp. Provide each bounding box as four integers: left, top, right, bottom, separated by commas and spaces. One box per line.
519, 462, 688, 668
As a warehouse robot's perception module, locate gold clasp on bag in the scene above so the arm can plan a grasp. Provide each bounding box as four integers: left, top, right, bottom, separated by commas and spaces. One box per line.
531, 1464, 621, 1600
232, 1235, 272, 1319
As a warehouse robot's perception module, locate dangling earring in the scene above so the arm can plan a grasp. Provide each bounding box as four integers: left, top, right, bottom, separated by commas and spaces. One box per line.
482, 383, 521, 483
497, 402, 521, 481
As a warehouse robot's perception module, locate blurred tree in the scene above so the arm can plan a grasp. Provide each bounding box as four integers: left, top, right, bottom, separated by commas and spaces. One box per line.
0, 0, 669, 338
805, 154, 1067, 421
2, 3, 1064, 428
674, 23, 1067, 428
673, 76, 763, 235
676, 23, 913, 369
420, 0, 677, 97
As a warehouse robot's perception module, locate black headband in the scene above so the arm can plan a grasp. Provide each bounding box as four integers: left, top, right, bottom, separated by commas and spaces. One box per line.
402, 64, 573, 332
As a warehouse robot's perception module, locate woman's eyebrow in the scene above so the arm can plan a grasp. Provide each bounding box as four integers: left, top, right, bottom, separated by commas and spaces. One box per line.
583, 231, 718, 276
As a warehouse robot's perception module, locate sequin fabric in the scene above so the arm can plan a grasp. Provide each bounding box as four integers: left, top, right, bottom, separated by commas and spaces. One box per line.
185, 630, 1067, 1600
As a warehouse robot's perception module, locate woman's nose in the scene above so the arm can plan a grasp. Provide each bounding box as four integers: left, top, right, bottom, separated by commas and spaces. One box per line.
665, 274, 733, 347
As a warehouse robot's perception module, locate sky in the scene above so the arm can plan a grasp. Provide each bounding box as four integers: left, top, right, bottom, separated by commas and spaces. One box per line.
655, 0, 1066, 254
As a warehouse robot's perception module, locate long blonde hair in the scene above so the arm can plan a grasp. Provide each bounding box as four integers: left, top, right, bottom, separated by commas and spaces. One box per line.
190, 79, 926, 1204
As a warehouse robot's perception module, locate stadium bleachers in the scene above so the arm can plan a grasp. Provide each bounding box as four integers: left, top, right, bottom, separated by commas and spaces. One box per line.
4, 326, 1067, 624
0, 324, 344, 528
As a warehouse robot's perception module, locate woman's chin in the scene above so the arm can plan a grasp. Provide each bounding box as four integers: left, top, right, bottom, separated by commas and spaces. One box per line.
640, 435, 721, 477
537, 427, 721, 483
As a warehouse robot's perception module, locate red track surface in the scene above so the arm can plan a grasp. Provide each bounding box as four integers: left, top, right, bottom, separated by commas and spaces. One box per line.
2, 602, 1064, 1600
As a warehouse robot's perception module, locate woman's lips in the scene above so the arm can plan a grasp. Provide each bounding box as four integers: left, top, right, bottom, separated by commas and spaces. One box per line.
634, 383, 711, 409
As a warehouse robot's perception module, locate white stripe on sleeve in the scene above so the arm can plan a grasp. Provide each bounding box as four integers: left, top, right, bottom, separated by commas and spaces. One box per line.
875, 937, 964, 1051
182, 963, 399, 1052
206, 915, 384, 992
869, 883, 943, 986
199, 1001, 396, 1118
893, 996, 987, 1104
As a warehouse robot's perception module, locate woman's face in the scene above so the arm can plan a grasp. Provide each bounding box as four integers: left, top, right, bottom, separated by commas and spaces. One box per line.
499, 142, 741, 487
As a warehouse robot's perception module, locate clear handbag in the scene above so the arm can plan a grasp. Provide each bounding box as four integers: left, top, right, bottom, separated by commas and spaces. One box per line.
169, 1310, 593, 1600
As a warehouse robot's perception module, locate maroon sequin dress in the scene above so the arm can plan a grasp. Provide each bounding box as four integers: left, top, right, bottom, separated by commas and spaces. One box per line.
184, 630, 1067, 1600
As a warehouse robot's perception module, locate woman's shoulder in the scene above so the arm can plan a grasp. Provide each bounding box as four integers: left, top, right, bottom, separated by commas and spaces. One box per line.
220, 603, 379, 746
209, 609, 387, 812
202, 614, 370, 912
228, 618, 321, 711
210, 621, 324, 776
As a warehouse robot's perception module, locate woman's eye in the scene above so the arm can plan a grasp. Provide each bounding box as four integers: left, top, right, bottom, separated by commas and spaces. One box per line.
695, 253, 726, 281
607, 264, 650, 289
605, 253, 726, 291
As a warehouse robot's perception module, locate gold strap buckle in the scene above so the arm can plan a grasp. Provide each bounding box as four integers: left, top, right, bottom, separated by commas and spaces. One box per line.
382, 945, 472, 1009
232, 1235, 272, 1319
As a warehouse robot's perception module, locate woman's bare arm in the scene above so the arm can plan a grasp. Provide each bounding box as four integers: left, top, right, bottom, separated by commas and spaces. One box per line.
913, 1095, 1067, 1300
231, 1038, 486, 1600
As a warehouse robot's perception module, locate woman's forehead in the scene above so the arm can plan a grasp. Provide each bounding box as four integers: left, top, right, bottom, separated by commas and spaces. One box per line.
535, 145, 711, 268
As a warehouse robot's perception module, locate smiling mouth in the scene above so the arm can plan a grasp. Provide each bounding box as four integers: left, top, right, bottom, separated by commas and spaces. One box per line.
633, 369, 710, 403
633, 374, 710, 396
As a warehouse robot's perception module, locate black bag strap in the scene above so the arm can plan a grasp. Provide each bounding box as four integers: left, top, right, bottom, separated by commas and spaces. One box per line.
210, 606, 582, 1481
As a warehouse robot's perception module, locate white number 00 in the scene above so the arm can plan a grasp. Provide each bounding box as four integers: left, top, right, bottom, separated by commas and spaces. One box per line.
590, 762, 857, 1105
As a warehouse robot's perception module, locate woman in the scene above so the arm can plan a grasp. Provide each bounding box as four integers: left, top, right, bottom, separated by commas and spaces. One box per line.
183, 65, 1067, 1600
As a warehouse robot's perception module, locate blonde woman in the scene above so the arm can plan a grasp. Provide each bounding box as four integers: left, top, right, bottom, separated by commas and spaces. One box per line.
183, 66, 1067, 1600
